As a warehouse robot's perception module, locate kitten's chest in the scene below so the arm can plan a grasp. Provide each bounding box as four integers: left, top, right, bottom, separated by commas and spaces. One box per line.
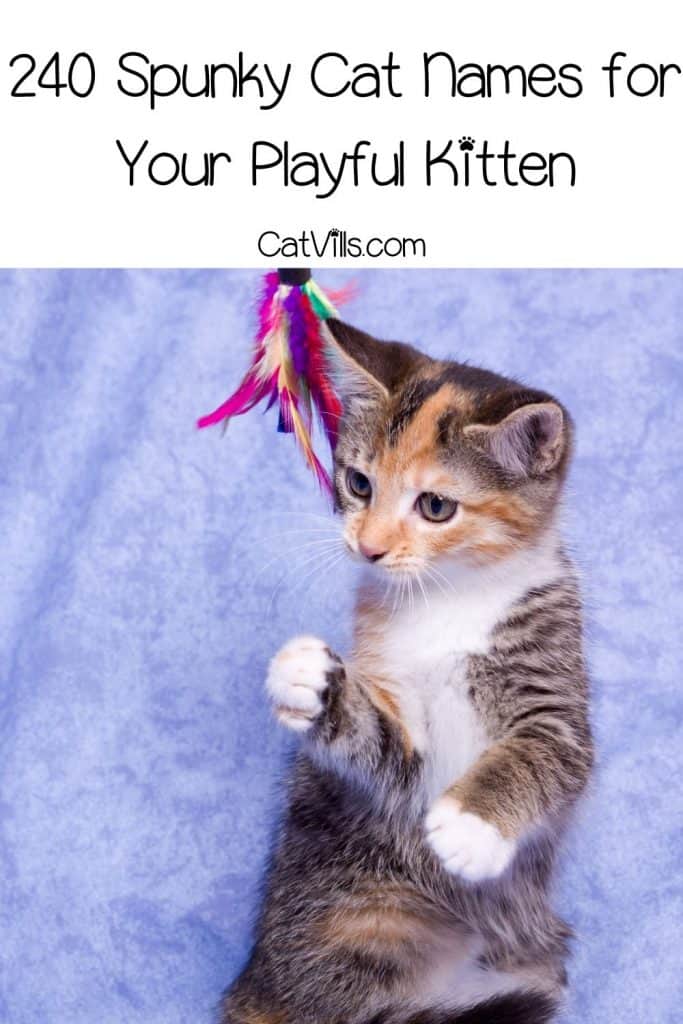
397, 650, 488, 799
371, 598, 495, 799
423, 658, 488, 798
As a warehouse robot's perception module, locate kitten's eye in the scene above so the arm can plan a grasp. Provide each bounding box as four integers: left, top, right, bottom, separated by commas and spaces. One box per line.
346, 468, 372, 500
417, 492, 458, 523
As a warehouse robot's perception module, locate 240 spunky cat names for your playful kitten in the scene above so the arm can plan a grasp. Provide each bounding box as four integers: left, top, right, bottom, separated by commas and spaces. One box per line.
115, 138, 577, 193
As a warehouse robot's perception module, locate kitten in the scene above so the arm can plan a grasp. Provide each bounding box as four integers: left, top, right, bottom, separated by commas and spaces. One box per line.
221, 319, 593, 1024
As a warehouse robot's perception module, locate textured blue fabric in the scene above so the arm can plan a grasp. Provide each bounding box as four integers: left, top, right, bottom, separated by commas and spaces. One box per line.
0, 269, 680, 1023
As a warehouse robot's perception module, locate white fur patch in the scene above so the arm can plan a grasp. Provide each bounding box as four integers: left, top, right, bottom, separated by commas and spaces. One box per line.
373, 539, 563, 798
266, 635, 333, 733
425, 796, 516, 882
413, 931, 537, 1012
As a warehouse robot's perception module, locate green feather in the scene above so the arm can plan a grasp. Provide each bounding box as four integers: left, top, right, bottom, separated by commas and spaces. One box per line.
303, 280, 337, 320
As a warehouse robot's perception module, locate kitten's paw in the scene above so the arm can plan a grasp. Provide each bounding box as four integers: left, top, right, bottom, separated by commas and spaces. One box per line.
266, 635, 341, 733
425, 796, 516, 882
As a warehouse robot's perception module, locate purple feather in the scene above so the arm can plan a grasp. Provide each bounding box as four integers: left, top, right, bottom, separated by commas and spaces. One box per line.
283, 287, 309, 377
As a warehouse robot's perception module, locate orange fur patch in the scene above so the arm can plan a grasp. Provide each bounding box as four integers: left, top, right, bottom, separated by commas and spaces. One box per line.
462, 492, 540, 562
419, 490, 540, 565
384, 384, 465, 472
319, 888, 457, 963
348, 597, 415, 756
368, 680, 414, 757
239, 1010, 287, 1024
469, 493, 539, 540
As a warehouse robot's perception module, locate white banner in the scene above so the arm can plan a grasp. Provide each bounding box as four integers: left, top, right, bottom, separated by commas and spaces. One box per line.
2, 0, 683, 266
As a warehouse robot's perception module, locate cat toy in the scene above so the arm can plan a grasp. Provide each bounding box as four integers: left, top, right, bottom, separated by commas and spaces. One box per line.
197, 268, 347, 494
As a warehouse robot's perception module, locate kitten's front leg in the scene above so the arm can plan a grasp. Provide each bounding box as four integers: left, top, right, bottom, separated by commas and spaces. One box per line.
424, 795, 517, 883
266, 635, 345, 734
425, 724, 592, 882
266, 635, 416, 784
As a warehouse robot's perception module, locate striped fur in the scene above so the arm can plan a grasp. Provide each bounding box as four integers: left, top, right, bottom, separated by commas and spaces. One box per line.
221, 324, 592, 1024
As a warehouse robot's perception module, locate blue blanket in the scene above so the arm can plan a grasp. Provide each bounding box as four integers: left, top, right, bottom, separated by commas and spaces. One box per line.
1, 269, 680, 1023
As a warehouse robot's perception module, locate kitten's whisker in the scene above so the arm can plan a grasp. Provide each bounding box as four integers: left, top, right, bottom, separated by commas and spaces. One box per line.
288, 548, 346, 600
422, 565, 448, 598
397, 574, 406, 618
265, 543, 343, 615
255, 538, 342, 581
389, 572, 408, 622
416, 572, 430, 611
261, 528, 341, 548
426, 564, 458, 597
266, 532, 342, 540
388, 575, 400, 619
288, 542, 346, 588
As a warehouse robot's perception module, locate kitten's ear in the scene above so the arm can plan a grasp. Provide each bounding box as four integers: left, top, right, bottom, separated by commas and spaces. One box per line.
324, 319, 424, 405
465, 401, 568, 476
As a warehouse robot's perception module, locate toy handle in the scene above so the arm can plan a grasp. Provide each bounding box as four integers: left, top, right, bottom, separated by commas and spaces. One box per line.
277, 268, 311, 286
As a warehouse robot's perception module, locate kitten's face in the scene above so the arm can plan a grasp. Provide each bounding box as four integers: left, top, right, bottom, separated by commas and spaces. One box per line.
327, 320, 571, 577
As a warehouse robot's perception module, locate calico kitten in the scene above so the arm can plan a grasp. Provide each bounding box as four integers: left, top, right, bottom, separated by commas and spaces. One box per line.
221, 319, 593, 1024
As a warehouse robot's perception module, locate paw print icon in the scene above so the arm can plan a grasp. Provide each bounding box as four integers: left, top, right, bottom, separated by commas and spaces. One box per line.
329, 228, 340, 237
458, 136, 476, 152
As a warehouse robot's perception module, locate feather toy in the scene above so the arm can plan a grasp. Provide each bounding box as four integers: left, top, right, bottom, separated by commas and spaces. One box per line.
197, 268, 347, 493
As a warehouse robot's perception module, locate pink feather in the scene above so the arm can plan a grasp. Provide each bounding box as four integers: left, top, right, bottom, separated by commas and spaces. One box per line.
198, 272, 345, 495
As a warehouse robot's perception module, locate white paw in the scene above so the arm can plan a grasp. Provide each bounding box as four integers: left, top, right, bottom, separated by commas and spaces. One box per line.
425, 796, 516, 882
266, 635, 336, 733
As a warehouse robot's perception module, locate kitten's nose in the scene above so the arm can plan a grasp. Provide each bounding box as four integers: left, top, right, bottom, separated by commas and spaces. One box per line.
358, 541, 387, 563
